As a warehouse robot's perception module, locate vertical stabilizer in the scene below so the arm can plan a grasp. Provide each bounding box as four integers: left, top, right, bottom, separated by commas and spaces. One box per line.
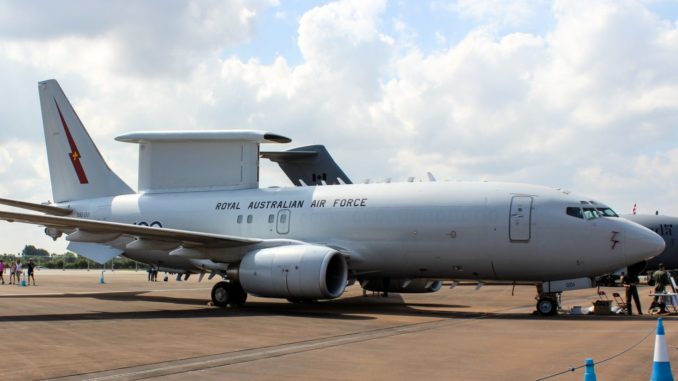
38, 80, 134, 202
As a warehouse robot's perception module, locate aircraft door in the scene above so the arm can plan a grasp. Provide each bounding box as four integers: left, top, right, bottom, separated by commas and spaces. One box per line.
509, 196, 532, 241
277, 209, 291, 234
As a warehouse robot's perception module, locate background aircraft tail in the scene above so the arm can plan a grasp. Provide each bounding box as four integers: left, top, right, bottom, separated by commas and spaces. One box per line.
38, 79, 134, 203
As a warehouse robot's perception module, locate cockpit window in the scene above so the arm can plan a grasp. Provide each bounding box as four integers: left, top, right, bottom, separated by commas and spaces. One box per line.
597, 208, 619, 217
566, 207, 583, 219
567, 207, 602, 220
582, 208, 600, 220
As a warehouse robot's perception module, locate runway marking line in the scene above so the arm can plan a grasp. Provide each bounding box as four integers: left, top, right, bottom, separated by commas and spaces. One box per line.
48, 302, 533, 381
45, 290, 654, 380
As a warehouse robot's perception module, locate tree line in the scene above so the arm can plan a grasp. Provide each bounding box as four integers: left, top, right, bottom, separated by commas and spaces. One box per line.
0, 245, 145, 270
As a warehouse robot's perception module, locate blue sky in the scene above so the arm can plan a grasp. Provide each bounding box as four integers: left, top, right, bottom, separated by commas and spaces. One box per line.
229, 1, 558, 65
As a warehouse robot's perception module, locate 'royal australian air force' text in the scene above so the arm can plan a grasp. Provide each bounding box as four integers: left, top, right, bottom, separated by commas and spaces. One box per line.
215, 198, 368, 210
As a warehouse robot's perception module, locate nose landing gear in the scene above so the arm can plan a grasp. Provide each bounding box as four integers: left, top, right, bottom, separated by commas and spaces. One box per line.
535, 278, 594, 316
536, 293, 560, 316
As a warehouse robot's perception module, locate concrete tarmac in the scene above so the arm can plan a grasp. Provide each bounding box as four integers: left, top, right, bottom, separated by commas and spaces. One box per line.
0, 270, 675, 380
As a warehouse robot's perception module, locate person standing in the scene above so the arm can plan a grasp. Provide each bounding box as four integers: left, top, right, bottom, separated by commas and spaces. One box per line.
15, 260, 22, 286
0, 260, 5, 285
27, 259, 36, 286
9, 261, 16, 285
621, 272, 642, 315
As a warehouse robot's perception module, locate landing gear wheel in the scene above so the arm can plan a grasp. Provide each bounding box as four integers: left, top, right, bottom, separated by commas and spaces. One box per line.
211, 281, 230, 307
229, 282, 248, 307
536, 297, 558, 316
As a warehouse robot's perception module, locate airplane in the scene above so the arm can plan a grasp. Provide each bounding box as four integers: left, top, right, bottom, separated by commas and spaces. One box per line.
623, 214, 678, 271
260, 144, 677, 281
260, 145, 352, 186
561, 205, 678, 274
0, 79, 665, 316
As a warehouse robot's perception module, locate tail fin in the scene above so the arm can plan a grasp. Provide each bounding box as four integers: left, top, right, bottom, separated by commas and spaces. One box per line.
38, 79, 134, 202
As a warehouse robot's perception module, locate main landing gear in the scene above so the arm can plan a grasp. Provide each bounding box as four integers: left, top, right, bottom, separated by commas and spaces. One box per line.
536, 292, 561, 316
211, 281, 248, 307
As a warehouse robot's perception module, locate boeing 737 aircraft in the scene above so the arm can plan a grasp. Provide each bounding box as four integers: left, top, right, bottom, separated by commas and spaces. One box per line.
624, 214, 678, 270
0, 80, 665, 316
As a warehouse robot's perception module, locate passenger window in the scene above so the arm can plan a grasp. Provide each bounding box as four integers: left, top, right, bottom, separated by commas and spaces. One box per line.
268, 214, 274, 223
566, 207, 583, 219
247, 215, 253, 224
237, 215, 243, 224
280, 214, 287, 223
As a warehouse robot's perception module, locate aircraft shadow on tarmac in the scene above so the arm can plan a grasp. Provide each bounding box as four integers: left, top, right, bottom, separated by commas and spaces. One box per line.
0, 291, 672, 323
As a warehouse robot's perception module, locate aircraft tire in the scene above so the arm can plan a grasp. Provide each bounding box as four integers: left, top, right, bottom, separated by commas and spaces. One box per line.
228, 282, 248, 307
536, 297, 558, 316
211, 281, 231, 307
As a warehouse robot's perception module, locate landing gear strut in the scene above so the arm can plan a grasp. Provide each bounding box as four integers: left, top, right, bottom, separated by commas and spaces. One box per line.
211, 281, 248, 307
535, 292, 561, 316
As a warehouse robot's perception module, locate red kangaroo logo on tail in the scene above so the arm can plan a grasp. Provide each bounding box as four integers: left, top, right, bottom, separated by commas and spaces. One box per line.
54, 99, 89, 184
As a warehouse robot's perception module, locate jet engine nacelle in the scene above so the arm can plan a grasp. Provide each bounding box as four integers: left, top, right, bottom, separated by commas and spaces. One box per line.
361, 278, 443, 293
233, 245, 348, 299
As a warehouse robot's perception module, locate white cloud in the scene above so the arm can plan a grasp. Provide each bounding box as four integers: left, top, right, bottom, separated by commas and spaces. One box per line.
444, 0, 543, 27
0, 0, 275, 78
0, 146, 12, 173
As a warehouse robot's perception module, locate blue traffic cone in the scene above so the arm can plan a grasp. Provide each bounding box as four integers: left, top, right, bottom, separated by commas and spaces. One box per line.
100, 271, 105, 284
584, 358, 597, 381
651, 318, 674, 381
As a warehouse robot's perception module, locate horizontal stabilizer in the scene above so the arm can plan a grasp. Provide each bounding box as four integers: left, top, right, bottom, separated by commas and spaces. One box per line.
0, 197, 72, 216
67, 242, 122, 264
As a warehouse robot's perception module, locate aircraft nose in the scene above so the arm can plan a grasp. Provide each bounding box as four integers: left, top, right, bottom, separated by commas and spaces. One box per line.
625, 224, 665, 262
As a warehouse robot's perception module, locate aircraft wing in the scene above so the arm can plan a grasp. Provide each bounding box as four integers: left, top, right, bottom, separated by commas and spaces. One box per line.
0, 198, 72, 216
0, 210, 262, 248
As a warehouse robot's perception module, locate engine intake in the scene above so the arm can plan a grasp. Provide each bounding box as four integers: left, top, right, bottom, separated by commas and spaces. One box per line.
232, 245, 348, 299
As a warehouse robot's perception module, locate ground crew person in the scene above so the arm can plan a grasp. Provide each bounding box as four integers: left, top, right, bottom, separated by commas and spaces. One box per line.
652, 263, 675, 314
621, 272, 642, 315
